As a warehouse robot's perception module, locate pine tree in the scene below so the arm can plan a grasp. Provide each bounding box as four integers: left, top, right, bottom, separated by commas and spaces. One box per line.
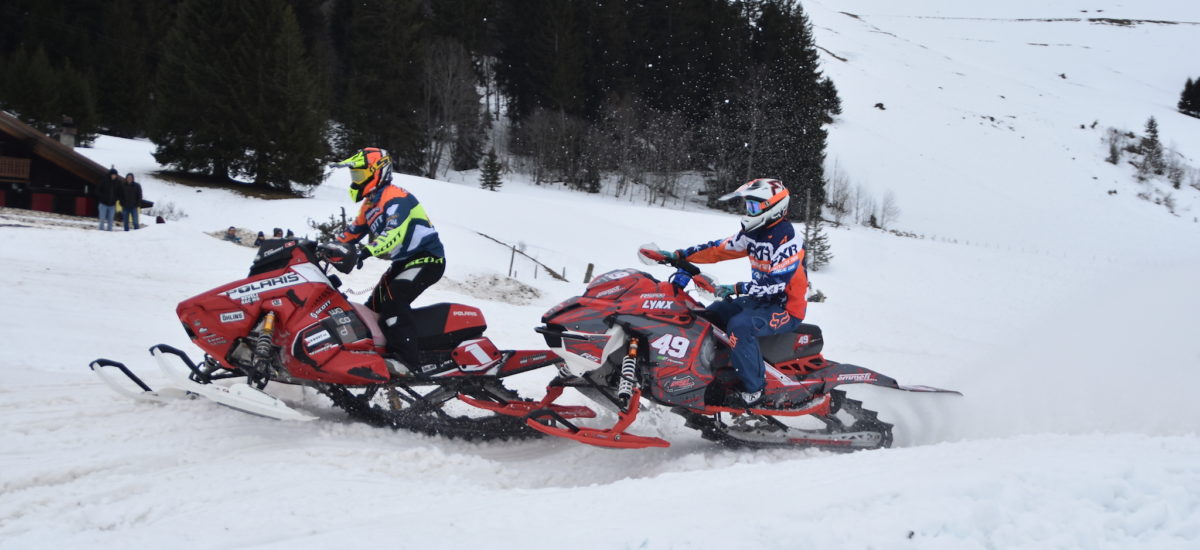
1139, 116, 1164, 177
1190, 78, 1200, 114
1, 47, 59, 133
93, 0, 158, 137
1181, 77, 1200, 117
479, 147, 503, 191
805, 216, 833, 271
731, 0, 829, 218
150, 0, 327, 190
1179, 78, 1194, 113
335, 0, 426, 173
241, 0, 328, 191
54, 60, 98, 146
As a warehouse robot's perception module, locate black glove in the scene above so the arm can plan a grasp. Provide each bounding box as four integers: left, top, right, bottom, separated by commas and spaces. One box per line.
318, 241, 359, 274
357, 245, 372, 268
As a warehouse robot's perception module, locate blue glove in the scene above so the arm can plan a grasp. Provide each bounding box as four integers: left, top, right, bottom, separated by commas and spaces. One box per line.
669, 270, 693, 288
714, 284, 738, 299
658, 249, 683, 262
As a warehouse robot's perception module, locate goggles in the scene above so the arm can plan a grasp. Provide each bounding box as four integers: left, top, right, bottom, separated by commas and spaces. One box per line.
745, 199, 769, 215
349, 167, 373, 185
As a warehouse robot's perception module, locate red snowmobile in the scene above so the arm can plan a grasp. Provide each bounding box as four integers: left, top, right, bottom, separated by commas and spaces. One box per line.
464, 247, 959, 450
90, 238, 592, 440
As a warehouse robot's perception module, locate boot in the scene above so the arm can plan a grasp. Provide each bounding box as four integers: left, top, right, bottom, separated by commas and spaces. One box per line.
726, 389, 764, 408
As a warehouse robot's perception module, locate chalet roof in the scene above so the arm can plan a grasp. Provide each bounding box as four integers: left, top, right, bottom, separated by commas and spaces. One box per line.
0, 110, 107, 183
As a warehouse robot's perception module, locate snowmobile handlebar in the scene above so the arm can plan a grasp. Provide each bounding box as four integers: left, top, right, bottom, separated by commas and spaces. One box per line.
637, 247, 700, 276
637, 247, 718, 295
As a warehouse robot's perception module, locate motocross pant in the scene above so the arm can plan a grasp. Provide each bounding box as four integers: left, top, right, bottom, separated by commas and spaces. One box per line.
706, 297, 803, 393
367, 254, 446, 365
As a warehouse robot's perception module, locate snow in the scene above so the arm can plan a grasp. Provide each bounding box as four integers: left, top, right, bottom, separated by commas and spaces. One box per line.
2, 1, 1200, 548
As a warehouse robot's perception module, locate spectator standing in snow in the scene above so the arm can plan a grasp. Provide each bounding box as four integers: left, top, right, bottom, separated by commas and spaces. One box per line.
224, 226, 241, 243
272, 227, 283, 238
96, 168, 119, 231
253, 231, 265, 246
120, 173, 143, 230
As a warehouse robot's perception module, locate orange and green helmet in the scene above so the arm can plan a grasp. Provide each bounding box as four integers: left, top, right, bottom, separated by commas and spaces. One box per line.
335, 147, 392, 202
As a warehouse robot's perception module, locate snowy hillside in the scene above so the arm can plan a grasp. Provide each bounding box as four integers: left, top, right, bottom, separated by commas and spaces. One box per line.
3, 1, 1200, 548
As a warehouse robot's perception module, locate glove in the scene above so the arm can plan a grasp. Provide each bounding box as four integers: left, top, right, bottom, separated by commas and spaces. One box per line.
658, 250, 683, 262
357, 245, 372, 267
318, 241, 359, 274
714, 284, 739, 299
668, 270, 693, 288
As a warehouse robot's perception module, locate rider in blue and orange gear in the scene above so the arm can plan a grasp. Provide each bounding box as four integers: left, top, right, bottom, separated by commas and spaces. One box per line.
333, 147, 445, 370
663, 178, 807, 407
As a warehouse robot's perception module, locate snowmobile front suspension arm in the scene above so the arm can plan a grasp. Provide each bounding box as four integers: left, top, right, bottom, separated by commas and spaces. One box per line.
525, 387, 669, 449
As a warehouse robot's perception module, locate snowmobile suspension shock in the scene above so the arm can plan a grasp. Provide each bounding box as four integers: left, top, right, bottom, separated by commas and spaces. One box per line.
251, 312, 277, 379
617, 339, 639, 408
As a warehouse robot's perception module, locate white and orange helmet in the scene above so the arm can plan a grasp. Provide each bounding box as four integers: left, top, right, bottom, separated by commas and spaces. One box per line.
720, 178, 790, 232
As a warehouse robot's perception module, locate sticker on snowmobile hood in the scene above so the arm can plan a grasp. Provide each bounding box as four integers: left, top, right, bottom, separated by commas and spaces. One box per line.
219, 311, 245, 323
220, 272, 303, 302
304, 330, 332, 347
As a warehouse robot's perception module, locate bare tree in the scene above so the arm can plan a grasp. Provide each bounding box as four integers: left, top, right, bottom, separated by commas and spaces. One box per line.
596, 94, 645, 198
516, 107, 589, 187
852, 184, 874, 225
826, 161, 851, 226
879, 189, 900, 229
642, 110, 690, 206
1104, 128, 1124, 165
420, 38, 481, 178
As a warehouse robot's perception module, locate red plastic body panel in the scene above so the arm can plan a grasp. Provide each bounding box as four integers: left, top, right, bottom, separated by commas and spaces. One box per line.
177, 245, 387, 385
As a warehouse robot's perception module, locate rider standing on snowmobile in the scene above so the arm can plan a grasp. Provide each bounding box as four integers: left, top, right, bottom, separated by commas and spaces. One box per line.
332, 147, 446, 373
658, 178, 807, 407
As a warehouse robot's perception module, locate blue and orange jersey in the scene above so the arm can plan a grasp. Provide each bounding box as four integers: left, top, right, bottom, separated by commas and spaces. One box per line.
679, 219, 808, 319
337, 184, 445, 263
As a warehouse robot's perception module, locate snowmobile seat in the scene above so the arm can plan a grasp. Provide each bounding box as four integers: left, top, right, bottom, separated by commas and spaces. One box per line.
758, 323, 824, 363
349, 302, 487, 352
411, 303, 488, 351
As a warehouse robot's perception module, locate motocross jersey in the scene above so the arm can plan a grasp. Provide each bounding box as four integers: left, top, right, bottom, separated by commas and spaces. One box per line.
337, 184, 445, 263
679, 218, 808, 319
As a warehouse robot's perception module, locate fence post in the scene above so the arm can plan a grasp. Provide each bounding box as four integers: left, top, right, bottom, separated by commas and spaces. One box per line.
508, 246, 516, 277
584, 263, 595, 283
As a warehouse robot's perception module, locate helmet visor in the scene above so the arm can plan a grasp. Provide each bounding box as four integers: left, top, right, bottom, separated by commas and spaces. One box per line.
745, 199, 768, 215
349, 167, 373, 185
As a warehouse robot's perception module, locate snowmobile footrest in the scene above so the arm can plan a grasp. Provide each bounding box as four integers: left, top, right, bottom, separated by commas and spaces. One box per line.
708, 393, 833, 417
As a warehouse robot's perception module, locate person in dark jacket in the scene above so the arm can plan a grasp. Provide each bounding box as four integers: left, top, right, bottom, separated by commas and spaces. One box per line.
655, 178, 807, 408
96, 168, 120, 231
120, 173, 143, 230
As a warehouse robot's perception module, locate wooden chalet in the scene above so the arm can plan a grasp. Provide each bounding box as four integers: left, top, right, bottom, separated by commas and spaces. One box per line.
0, 110, 108, 217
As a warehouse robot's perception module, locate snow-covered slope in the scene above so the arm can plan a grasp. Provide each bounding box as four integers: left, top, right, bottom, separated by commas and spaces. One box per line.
2, 1, 1199, 548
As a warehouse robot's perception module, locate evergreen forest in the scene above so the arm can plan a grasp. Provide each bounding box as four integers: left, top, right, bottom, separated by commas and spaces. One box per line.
0, 0, 839, 215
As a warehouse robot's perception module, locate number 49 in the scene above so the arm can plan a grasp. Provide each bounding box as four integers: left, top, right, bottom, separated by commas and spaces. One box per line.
650, 333, 690, 358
